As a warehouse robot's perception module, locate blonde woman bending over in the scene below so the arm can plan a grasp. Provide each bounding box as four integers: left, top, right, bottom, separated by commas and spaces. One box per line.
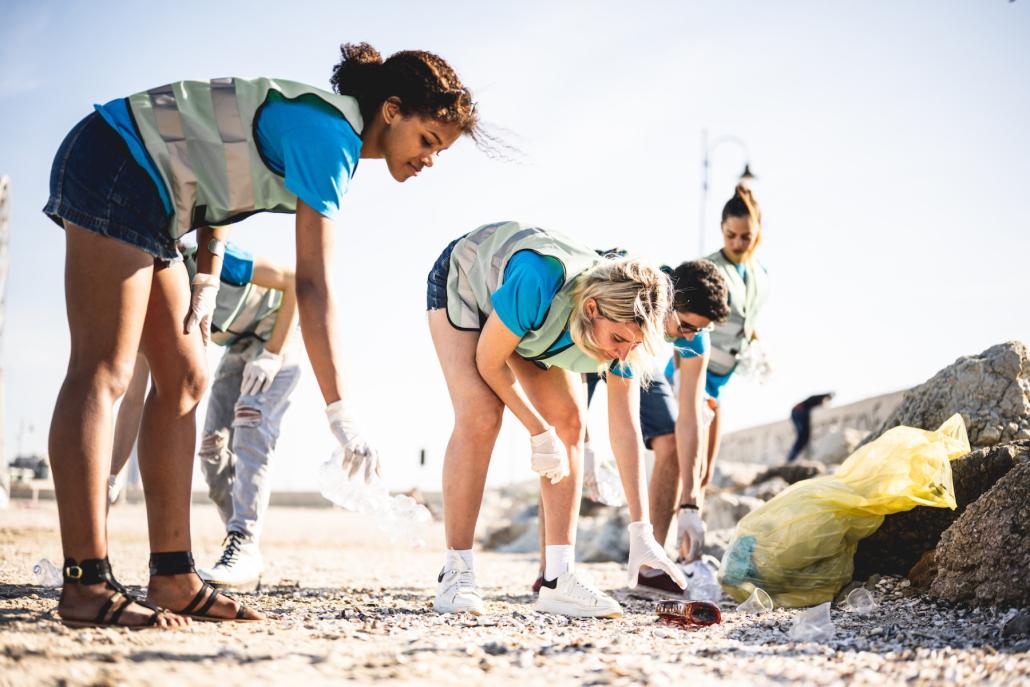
426, 221, 686, 618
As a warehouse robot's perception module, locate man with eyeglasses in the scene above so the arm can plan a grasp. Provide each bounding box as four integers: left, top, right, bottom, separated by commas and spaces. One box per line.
573, 259, 730, 595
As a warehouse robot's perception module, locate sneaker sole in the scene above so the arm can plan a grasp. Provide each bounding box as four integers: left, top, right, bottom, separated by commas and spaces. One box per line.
533, 598, 623, 619
432, 600, 484, 616
204, 577, 261, 593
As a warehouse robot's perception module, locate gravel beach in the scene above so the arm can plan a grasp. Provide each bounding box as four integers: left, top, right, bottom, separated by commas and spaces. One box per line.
1, 502, 1027, 686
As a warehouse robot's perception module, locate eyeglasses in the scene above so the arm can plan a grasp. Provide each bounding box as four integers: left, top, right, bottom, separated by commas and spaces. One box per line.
675, 315, 713, 335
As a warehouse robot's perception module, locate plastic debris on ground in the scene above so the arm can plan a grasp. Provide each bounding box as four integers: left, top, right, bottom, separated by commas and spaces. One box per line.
735, 587, 774, 615
788, 602, 835, 642
680, 557, 722, 602
319, 450, 433, 548
656, 599, 722, 628
582, 444, 625, 507
842, 587, 879, 615
33, 558, 62, 587
719, 415, 970, 607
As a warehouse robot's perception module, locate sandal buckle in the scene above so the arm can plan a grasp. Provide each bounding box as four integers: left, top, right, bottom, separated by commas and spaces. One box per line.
64, 565, 83, 580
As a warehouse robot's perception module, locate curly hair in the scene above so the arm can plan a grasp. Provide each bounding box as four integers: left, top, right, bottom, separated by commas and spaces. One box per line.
330, 42, 479, 138
669, 260, 730, 322
568, 257, 673, 384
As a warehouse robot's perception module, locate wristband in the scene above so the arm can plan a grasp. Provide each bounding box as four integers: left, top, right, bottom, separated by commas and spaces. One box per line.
677, 503, 699, 511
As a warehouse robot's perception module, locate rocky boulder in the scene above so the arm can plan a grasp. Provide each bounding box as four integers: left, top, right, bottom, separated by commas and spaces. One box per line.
863, 341, 1030, 448
931, 460, 1030, 607
751, 460, 826, 487
807, 427, 869, 465
702, 492, 764, 531
853, 441, 1030, 579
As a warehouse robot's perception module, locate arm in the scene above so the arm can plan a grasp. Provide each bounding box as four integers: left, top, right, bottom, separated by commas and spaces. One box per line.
249, 255, 298, 356
475, 313, 549, 435
294, 201, 345, 403
195, 225, 231, 278
605, 373, 646, 523
675, 352, 709, 507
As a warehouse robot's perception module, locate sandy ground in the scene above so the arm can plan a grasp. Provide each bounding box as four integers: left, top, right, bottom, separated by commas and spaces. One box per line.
1, 502, 1028, 687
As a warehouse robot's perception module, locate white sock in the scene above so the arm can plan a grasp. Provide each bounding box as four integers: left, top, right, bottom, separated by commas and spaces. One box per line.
544, 544, 575, 580
445, 548, 474, 571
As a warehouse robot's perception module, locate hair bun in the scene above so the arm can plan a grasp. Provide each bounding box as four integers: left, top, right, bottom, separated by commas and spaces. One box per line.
340, 42, 382, 65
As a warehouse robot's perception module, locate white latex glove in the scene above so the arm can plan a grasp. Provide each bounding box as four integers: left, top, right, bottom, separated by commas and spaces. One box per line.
240, 349, 283, 396
184, 273, 220, 346
677, 508, 706, 563
326, 400, 381, 484
626, 521, 687, 590
529, 428, 569, 485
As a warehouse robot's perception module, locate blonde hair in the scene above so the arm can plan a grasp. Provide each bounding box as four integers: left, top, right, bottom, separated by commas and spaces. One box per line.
568, 257, 672, 385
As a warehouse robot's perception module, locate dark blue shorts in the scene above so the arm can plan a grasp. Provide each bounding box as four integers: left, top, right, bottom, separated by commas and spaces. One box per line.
426, 236, 464, 310
43, 112, 177, 260
585, 372, 677, 449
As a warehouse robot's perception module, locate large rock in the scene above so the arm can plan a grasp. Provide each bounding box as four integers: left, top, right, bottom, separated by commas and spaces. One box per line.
710, 461, 767, 490
931, 460, 1030, 607
863, 342, 1030, 448
853, 441, 1030, 578
751, 460, 826, 487
576, 507, 631, 563
807, 427, 869, 465
702, 492, 764, 531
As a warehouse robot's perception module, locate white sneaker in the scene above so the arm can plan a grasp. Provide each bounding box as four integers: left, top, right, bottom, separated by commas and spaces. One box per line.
198, 531, 263, 592
432, 558, 485, 615
534, 571, 623, 618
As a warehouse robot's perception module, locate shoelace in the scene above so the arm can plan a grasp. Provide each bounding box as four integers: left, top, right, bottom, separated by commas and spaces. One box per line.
216, 532, 245, 567
444, 568, 478, 596
566, 573, 606, 603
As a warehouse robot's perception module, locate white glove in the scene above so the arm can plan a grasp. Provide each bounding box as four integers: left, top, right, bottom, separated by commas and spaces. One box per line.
677, 507, 706, 563
184, 273, 220, 345
626, 521, 687, 590
326, 400, 380, 484
530, 428, 569, 485
240, 349, 283, 396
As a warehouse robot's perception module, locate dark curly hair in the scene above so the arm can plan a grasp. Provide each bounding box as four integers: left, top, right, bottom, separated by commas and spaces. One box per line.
669, 259, 730, 322
330, 42, 479, 137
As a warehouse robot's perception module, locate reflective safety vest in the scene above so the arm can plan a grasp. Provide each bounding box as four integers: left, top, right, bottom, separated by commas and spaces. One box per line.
445, 221, 607, 373
128, 77, 363, 238
184, 250, 283, 348
705, 249, 769, 376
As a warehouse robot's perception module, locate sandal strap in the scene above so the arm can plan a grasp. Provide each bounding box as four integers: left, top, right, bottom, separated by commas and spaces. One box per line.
195, 588, 221, 617
106, 595, 135, 626
235, 605, 249, 620
63, 557, 113, 586
93, 591, 122, 624
180, 582, 213, 615
149, 551, 195, 577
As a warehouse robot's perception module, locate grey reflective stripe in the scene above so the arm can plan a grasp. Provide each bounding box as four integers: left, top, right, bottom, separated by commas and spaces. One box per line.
147, 85, 198, 225
210, 78, 255, 215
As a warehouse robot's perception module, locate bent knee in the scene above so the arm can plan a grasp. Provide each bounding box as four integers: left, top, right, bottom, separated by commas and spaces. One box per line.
232, 401, 263, 429
550, 407, 585, 444
455, 399, 503, 439
65, 357, 138, 401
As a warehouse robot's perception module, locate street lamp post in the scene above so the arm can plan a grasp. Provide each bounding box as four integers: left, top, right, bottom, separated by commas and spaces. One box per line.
698, 130, 756, 257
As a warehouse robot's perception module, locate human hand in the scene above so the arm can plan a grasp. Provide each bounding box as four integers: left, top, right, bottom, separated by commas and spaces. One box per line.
326, 400, 380, 484
184, 273, 220, 345
529, 427, 569, 485
240, 349, 284, 396
677, 507, 706, 563
626, 521, 687, 589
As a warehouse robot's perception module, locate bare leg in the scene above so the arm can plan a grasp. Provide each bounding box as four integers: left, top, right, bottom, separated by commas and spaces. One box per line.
50, 223, 184, 628
110, 353, 150, 478
139, 260, 260, 620
428, 310, 504, 550
648, 433, 680, 546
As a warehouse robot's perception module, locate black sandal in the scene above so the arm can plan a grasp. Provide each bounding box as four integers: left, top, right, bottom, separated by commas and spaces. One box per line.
58, 557, 169, 630
149, 552, 260, 622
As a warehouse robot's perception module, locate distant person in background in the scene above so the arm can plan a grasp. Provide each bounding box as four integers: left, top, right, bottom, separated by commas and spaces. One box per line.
701, 184, 770, 503
787, 393, 834, 462
110, 242, 301, 592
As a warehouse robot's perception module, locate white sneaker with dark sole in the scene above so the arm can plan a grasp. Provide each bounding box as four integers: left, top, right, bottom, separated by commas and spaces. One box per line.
534, 571, 623, 618
432, 558, 485, 616
198, 531, 263, 592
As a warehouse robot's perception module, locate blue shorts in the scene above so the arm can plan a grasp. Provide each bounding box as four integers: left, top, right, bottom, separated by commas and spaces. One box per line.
426, 236, 464, 311
43, 112, 177, 260
585, 373, 677, 449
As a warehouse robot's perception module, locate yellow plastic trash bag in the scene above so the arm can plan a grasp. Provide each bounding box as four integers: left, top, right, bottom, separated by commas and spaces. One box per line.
718, 414, 970, 608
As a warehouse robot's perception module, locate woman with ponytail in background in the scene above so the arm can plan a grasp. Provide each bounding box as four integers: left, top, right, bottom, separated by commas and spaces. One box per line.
42, 43, 479, 628
688, 184, 770, 526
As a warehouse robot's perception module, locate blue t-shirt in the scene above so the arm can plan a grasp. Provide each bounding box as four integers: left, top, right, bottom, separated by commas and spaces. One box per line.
491, 250, 631, 377
94, 90, 362, 221
664, 330, 709, 381
220, 243, 254, 286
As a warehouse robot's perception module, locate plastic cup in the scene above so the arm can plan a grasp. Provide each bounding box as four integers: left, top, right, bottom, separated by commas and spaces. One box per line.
736, 587, 774, 614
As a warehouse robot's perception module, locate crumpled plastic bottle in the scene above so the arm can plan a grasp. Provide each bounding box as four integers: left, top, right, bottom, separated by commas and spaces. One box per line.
681, 558, 723, 602
842, 587, 878, 615
656, 599, 722, 627
788, 601, 835, 642
582, 444, 625, 507
736, 587, 774, 614
33, 558, 62, 587
735, 342, 773, 384
319, 450, 433, 548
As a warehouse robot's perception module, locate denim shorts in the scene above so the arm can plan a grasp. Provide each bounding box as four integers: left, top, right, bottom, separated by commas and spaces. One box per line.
43, 112, 178, 260
426, 235, 464, 310
585, 372, 677, 448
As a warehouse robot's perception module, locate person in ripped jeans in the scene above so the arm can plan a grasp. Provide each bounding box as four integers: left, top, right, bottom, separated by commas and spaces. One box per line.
110, 240, 300, 591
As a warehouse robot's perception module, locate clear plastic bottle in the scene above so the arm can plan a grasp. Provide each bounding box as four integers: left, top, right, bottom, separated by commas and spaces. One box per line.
33, 558, 62, 587
319, 450, 433, 547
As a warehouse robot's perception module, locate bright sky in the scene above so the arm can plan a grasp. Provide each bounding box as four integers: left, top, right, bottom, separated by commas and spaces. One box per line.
2, 0, 1028, 493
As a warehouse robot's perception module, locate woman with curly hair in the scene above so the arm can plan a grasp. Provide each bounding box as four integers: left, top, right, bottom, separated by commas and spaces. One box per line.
426, 221, 686, 618
42, 42, 479, 628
